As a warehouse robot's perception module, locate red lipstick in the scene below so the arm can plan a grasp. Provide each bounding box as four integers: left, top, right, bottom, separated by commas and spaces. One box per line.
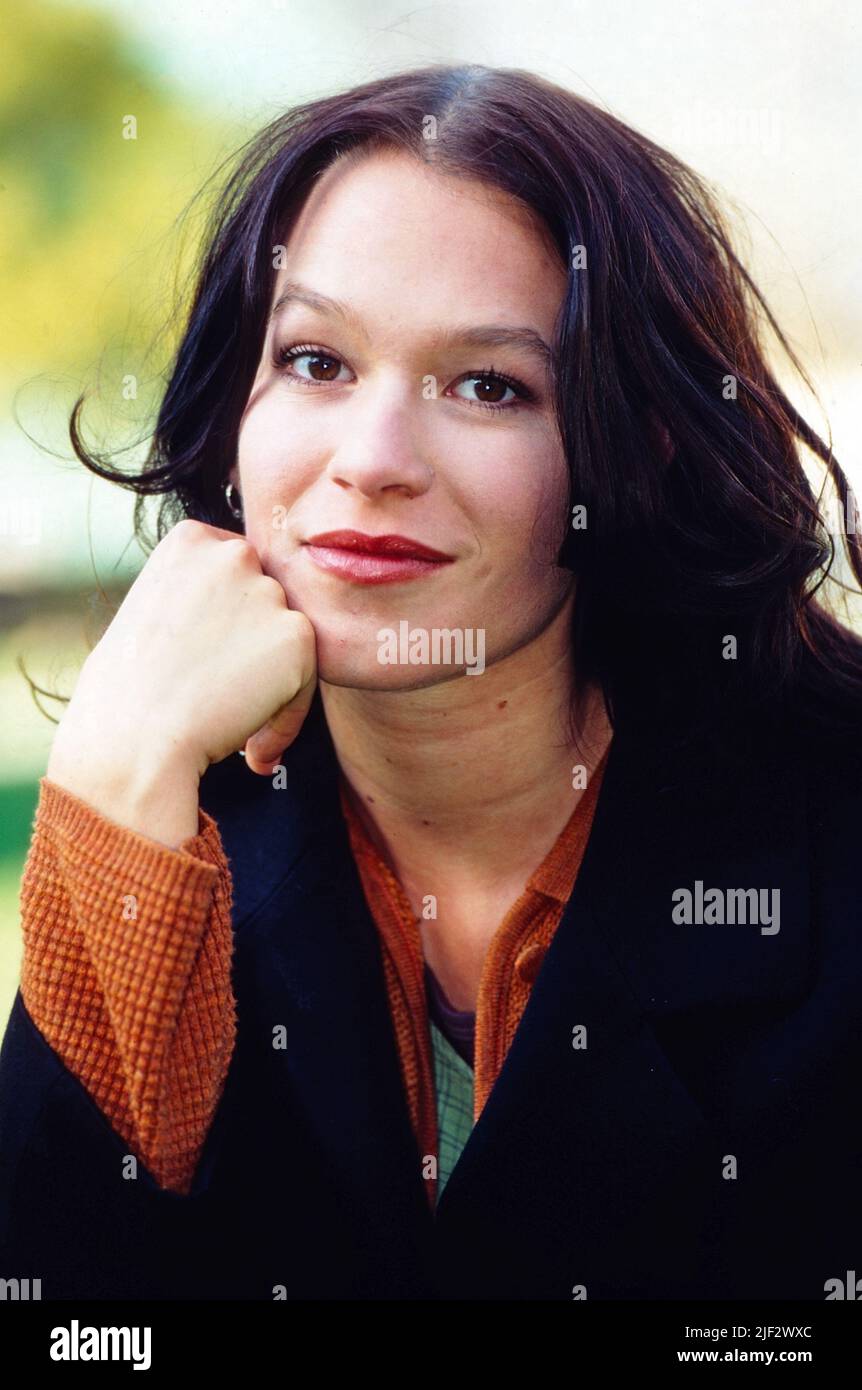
303, 530, 455, 585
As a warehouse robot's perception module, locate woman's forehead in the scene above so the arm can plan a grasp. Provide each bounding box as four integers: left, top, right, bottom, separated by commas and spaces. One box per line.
270, 150, 566, 337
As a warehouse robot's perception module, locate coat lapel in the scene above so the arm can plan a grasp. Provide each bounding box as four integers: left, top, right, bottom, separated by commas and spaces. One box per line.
197, 692, 436, 1291
433, 711, 812, 1296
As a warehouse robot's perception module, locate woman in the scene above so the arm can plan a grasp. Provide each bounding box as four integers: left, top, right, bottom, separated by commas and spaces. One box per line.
1, 63, 860, 1301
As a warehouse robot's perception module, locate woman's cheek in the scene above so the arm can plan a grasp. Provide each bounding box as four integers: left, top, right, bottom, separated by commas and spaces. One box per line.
237, 413, 315, 518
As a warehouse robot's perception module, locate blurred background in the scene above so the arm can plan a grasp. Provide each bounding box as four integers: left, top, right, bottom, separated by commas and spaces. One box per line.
1, 0, 860, 1025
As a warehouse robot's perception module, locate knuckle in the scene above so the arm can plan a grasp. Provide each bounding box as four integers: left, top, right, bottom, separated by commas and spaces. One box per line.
282, 610, 317, 680
220, 535, 259, 568
259, 573, 288, 601
171, 517, 205, 542
284, 607, 316, 644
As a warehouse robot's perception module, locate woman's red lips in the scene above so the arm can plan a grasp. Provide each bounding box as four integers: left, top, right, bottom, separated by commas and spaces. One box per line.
304, 530, 454, 562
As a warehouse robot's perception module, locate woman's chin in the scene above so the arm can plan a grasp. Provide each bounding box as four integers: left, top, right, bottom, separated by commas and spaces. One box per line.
308, 608, 499, 690
307, 613, 452, 685
316, 652, 470, 693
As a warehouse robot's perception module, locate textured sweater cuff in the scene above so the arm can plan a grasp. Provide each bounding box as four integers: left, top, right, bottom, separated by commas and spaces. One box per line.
21, 776, 234, 1191
37, 775, 222, 895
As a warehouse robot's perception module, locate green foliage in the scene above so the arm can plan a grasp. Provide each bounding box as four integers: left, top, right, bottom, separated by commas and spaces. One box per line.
0, 0, 238, 405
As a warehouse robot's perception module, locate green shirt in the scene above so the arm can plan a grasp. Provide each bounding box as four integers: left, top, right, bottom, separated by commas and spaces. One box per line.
429, 1020, 474, 1202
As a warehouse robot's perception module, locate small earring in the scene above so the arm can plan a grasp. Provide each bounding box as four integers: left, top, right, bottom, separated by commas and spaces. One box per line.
225, 480, 244, 520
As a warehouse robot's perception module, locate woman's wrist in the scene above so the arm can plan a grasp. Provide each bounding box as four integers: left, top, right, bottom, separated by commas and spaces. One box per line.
46, 720, 202, 850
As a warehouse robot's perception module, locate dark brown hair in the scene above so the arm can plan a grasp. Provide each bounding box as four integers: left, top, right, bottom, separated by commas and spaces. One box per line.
63, 63, 862, 748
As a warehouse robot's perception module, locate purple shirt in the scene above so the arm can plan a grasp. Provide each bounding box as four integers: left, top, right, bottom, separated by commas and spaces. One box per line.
424, 962, 475, 1069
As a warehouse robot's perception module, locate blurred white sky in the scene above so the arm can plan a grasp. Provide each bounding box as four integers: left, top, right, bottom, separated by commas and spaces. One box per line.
76, 0, 860, 341
58, 0, 858, 348
7, 0, 861, 588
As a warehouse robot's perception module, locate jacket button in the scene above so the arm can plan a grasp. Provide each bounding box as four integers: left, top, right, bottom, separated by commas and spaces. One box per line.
515, 941, 547, 984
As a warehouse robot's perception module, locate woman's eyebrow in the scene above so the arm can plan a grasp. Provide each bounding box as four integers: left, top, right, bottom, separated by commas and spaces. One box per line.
269, 280, 554, 369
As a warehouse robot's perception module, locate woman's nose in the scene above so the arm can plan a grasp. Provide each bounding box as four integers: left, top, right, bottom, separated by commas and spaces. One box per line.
324, 387, 435, 498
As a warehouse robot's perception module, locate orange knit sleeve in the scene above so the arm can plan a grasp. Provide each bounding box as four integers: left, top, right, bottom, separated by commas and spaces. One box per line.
17, 775, 237, 1196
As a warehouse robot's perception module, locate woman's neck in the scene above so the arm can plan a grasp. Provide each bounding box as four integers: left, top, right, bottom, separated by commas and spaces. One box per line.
319, 598, 612, 892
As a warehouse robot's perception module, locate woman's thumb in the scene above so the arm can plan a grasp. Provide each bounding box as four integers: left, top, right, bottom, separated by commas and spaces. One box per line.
243, 673, 317, 774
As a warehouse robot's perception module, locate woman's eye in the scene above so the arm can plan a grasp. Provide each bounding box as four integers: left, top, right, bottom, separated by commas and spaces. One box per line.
450, 373, 521, 409
276, 345, 352, 384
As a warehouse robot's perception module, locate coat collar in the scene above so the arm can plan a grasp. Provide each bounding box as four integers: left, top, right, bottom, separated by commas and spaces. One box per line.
199, 689, 809, 1010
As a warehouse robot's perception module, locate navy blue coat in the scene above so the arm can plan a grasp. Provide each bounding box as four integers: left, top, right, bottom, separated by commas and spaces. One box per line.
1, 689, 860, 1300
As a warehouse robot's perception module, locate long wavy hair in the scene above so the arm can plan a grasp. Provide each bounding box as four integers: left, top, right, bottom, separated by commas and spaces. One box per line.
57, 63, 862, 750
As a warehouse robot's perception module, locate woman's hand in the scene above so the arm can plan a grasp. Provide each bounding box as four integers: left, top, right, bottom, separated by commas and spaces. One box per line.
46, 519, 318, 846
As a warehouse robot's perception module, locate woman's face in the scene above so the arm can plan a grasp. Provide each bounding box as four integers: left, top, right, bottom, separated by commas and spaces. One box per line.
233, 147, 573, 690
